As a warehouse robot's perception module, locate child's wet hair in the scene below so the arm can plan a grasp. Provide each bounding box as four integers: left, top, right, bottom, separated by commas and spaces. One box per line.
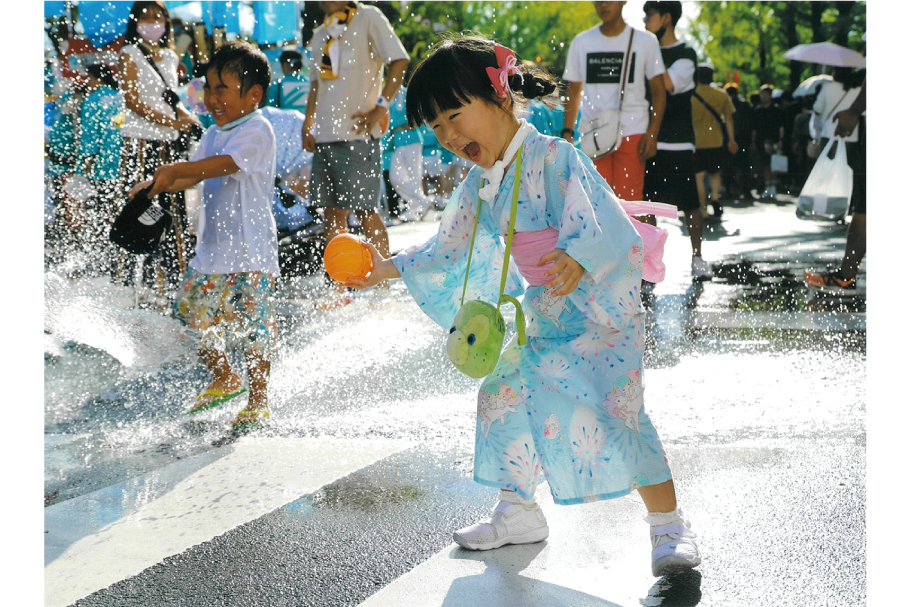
206, 41, 271, 97
406, 34, 558, 128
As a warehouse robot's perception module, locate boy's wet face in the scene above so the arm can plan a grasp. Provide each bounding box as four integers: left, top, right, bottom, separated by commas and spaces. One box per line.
203, 68, 260, 127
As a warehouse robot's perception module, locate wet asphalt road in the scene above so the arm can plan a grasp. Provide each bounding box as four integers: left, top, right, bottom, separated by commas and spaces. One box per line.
44, 197, 868, 606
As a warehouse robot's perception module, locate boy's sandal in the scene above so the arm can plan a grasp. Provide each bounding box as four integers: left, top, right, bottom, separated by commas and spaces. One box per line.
188, 387, 248, 415
231, 409, 270, 432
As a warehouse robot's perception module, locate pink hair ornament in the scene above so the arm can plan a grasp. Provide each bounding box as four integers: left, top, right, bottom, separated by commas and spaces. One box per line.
486, 44, 523, 98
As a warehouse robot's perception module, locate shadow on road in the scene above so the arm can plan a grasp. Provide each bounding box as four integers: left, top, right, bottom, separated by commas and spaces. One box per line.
442, 543, 625, 606
645, 569, 703, 606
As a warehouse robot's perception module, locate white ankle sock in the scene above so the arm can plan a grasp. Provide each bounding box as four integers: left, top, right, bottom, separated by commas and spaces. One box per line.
499, 489, 535, 505
643, 508, 683, 526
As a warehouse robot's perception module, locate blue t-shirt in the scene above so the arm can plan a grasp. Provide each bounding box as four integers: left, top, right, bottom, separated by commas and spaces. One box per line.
78, 86, 124, 182
266, 72, 310, 113
380, 88, 423, 171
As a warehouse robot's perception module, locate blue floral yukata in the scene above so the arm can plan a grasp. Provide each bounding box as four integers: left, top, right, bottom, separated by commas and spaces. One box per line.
392, 122, 672, 505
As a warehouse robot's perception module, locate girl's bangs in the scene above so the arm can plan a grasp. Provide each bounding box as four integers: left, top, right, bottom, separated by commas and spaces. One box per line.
407, 61, 474, 127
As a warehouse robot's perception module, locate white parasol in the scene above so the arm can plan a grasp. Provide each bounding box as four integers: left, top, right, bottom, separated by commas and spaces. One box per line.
783, 42, 866, 68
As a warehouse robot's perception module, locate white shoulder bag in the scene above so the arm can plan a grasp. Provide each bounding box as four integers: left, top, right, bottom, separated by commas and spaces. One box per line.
579, 28, 635, 159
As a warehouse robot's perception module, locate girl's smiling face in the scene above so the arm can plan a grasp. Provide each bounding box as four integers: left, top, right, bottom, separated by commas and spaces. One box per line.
429, 97, 517, 169
203, 68, 261, 126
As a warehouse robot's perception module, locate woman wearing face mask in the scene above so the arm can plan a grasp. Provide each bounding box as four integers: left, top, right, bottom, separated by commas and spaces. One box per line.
116, 0, 201, 293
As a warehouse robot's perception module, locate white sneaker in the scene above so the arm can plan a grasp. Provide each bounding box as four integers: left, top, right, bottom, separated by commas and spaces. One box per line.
453, 490, 549, 550
691, 255, 713, 280
646, 509, 702, 577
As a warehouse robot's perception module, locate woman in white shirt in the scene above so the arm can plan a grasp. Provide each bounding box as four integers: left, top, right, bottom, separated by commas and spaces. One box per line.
117, 1, 200, 291
812, 68, 864, 144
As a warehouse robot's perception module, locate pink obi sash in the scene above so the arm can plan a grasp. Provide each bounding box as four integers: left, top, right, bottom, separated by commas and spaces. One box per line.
511, 228, 560, 286
619, 200, 677, 283
510, 200, 677, 286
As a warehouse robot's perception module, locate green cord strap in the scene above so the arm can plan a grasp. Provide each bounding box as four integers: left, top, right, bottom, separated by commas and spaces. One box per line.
459, 147, 527, 346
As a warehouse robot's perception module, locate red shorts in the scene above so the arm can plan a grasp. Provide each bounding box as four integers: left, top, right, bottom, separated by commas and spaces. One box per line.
593, 134, 645, 200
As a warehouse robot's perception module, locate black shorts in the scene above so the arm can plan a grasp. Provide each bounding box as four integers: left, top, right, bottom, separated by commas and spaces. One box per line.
695, 146, 727, 175
643, 149, 700, 212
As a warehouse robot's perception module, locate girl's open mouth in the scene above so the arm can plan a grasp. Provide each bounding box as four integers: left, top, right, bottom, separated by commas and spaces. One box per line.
462, 141, 481, 163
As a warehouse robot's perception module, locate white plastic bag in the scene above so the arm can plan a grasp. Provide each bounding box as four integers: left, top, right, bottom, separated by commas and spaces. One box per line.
797, 137, 853, 221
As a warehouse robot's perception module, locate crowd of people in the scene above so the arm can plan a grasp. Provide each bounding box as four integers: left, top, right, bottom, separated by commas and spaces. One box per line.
42, 0, 866, 580
44, 2, 866, 293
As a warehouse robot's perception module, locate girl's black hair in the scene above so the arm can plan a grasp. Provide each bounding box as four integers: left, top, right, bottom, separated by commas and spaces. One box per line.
206, 41, 271, 97
406, 34, 558, 128
124, 1, 173, 49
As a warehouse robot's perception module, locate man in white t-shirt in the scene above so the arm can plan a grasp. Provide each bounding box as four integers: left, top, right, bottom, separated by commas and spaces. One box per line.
303, 1, 409, 307
562, 0, 666, 201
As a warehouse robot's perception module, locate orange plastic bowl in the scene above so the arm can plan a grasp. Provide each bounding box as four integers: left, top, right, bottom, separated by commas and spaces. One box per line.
323, 233, 373, 283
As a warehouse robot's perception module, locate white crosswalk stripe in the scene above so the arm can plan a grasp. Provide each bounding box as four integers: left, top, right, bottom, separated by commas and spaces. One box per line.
45, 437, 411, 607
357, 488, 657, 607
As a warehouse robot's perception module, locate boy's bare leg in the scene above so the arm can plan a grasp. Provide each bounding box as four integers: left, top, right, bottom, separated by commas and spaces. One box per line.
190, 348, 243, 412
322, 206, 350, 297
355, 210, 390, 258
356, 210, 391, 290
232, 352, 270, 424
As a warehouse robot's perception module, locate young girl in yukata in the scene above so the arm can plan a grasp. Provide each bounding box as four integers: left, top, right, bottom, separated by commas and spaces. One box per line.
346, 35, 701, 577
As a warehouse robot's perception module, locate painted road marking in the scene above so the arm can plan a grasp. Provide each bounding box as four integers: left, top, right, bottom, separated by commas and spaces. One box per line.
358, 488, 657, 607
45, 437, 410, 607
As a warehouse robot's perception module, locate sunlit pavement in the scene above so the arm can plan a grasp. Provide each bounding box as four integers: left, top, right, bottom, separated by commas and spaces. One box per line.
44, 195, 865, 606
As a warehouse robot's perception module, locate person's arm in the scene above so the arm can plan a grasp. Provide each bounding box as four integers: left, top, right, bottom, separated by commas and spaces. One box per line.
562, 81, 583, 142
351, 57, 409, 136
639, 74, 665, 161
118, 51, 197, 132
662, 58, 695, 95
834, 79, 866, 137
131, 155, 240, 198
302, 78, 320, 152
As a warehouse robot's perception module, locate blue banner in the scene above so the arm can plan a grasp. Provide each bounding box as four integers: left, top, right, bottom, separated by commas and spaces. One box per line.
203, 1, 241, 34
77, 2, 132, 48
253, 1, 299, 45
45, 1, 67, 19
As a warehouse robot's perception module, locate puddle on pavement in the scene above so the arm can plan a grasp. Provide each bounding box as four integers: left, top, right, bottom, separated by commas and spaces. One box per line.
710, 259, 865, 314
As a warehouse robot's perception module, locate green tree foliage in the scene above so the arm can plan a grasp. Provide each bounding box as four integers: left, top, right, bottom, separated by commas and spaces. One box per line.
390, 1, 601, 82
385, 1, 863, 96
689, 1, 865, 96
389, 1, 469, 73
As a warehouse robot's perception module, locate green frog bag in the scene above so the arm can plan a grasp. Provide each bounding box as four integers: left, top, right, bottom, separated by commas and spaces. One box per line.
446, 151, 527, 379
